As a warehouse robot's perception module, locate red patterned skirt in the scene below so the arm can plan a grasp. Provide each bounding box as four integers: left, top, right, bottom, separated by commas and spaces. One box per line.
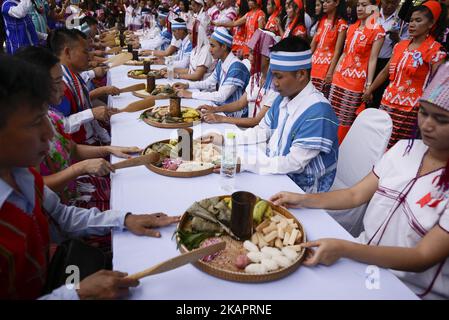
329, 84, 363, 143
379, 103, 419, 149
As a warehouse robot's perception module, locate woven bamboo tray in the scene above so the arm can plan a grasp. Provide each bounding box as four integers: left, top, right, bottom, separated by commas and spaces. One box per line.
127, 69, 162, 79
177, 196, 307, 283
140, 107, 201, 129
142, 139, 214, 178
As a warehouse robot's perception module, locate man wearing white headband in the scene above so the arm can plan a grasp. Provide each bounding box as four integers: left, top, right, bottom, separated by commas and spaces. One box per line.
151, 18, 192, 69
174, 27, 250, 117
203, 37, 339, 193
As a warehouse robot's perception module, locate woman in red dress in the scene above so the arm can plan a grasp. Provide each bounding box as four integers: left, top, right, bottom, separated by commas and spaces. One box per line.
363, 1, 447, 148
311, 0, 348, 97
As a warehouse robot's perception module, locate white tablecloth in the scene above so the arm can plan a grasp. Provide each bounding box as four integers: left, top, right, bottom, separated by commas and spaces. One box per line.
108, 65, 417, 300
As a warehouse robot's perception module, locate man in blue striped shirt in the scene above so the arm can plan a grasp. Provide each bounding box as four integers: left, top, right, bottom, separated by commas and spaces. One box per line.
174, 27, 250, 118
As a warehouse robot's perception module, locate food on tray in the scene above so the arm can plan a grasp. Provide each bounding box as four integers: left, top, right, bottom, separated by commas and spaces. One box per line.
140, 106, 200, 124
149, 83, 175, 96
175, 195, 305, 279
144, 139, 220, 173
128, 69, 161, 78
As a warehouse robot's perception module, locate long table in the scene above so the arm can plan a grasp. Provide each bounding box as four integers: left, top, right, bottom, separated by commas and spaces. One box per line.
108, 64, 417, 299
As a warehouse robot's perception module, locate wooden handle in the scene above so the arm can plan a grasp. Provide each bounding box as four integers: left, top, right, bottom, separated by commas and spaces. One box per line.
119, 83, 145, 93
106, 52, 133, 68
126, 241, 226, 280
112, 152, 160, 170
120, 97, 156, 113
105, 47, 122, 55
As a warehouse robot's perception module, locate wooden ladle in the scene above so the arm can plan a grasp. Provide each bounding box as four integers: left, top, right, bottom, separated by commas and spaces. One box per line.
120, 97, 156, 113
112, 151, 160, 170
125, 241, 226, 280
119, 83, 146, 94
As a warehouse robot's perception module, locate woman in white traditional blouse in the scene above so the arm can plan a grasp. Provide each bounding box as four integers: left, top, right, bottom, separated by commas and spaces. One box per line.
270, 62, 449, 300
161, 20, 214, 81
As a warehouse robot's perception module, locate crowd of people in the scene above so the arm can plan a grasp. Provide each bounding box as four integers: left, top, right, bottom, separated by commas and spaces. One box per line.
1, 0, 449, 300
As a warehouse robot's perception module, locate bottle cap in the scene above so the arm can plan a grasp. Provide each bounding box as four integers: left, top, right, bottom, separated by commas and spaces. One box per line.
226, 132, 236, 139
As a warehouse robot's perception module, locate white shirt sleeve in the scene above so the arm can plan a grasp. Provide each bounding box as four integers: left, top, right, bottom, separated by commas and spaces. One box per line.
61, 109, 94, 134
43, 185, 127, 239
240, 145, 320, 175
80, 70, 96, 83
7, 0, 32, 18
191, 84, 236, 104
38, 285, 80, 300
173, 54, 190, 69
140, 36, 163, 50
37, 32, 48, 41
188, 71, 217, 91
236, 125, 271, 145
262, 89, 278, 108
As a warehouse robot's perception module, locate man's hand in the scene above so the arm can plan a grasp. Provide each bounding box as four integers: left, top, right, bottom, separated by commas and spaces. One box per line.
176, 89, 192, 98
103, 86, 121, 96
125, 213, 181, 237
172, 82, 188, 90
77, 270, 139, 300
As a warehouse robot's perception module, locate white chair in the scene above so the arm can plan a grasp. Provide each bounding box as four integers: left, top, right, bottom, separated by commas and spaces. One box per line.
328, 108, 393, 237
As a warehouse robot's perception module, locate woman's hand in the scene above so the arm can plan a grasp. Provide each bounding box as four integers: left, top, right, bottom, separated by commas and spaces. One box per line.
78, 158, 115, 176
269, 191, 307, 208
203, 113, 224, 124
324, 72, 333, 84
300, 239, 348, 266
197, 104, 215, 113
107, 146, 142, 159
362, 87, 373, 103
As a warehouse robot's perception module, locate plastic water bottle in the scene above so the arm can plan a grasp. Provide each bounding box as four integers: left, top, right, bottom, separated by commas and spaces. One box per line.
220, 132, 237, 192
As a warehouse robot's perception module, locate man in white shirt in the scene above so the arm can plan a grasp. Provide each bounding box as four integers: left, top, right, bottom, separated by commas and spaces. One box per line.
202, 36, 339, 193
0, 55, 179, 300
150, 18, 192, 68
174, 27, 250, 117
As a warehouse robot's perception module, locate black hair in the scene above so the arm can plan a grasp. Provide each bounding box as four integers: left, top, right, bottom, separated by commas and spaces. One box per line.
270, 35, 311, 52
0, 55, 51, 129
238, 0, 250, 17
412, 2, 448, 39
83, 15, 99, 26
15, 46, 60, 70
180, 0, 190, 12
325, 0, 348, 27
48, 28, 87, 56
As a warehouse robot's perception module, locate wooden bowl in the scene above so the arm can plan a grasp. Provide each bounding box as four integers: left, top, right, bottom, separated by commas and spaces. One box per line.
142, 139, 215, 178
176, 196, 307, 283
140, 106, 201, 129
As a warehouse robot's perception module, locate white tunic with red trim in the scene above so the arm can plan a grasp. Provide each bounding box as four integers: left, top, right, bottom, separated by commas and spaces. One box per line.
358, 140, 449, 299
